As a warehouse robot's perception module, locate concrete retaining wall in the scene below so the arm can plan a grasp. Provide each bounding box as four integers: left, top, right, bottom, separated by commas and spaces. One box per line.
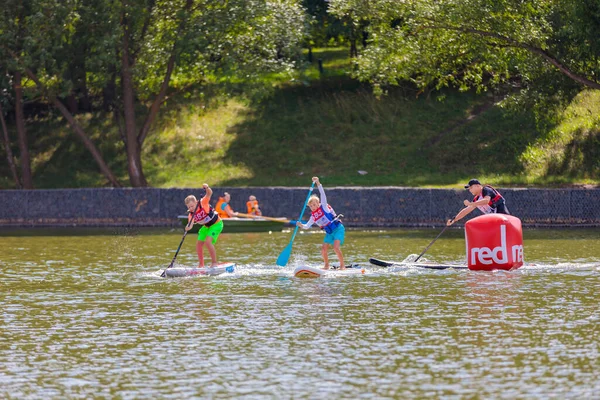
1, 187, 599, 228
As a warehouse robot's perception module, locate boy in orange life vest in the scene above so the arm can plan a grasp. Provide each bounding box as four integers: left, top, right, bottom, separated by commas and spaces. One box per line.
447, 179, 510, 226
246, 195, 262, 216
296, 176, 345, 270
215, 192, 237, 219
185, 184, 224, 267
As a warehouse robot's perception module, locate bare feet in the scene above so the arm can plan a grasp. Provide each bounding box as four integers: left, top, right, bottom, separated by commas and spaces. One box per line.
329, 264, 347, 270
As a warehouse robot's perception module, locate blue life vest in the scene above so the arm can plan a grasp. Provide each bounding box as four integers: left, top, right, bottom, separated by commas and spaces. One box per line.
310, 205, 342, 234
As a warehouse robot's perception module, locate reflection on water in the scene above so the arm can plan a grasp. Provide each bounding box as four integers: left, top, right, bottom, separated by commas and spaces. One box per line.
0, 228, 599, 398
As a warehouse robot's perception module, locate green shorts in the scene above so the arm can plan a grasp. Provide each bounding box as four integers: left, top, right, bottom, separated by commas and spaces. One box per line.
197, 220, 224, 244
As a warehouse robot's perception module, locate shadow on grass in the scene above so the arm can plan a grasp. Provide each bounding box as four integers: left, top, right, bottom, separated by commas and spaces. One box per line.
0, 83, 226, 189
547, 126, 600, 179
3, 58, 595, 189
220, 77, 560, 187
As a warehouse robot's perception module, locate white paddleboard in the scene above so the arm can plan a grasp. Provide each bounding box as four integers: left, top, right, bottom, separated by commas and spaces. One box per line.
293, 264, 365, 278
163, 262, 235, 278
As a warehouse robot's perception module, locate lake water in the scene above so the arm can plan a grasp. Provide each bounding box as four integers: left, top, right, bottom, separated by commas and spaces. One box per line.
1, 227, 599, 399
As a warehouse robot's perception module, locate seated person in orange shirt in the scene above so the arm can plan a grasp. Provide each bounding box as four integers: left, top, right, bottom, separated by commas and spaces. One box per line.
215, 192, 237, 219
246, 195, 262, 216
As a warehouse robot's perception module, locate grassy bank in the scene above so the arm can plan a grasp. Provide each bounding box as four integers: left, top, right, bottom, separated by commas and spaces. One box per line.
1, 48, 599, 189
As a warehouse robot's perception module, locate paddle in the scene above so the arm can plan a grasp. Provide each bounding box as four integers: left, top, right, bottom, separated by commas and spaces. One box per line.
369, 257, 467, 270
369, 258, 395, 267
236, 212, 291, 224
161, 200, 200, 278
413, 217, 456, 262
276, 181, 315, 266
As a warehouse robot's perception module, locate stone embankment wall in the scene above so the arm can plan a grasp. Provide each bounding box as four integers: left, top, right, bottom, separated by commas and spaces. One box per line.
1, 187, 599, 228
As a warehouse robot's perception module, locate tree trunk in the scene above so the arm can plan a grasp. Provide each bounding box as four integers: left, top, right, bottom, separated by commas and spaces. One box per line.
76, 38, 92, 112
66, 94, 79, 114
350, 39, 358, 58
349, 15, 358, 58
121, 15, 148, 187
0, 102, 22, 188
13, 71, 33, 189
138, 0, 193, 147
137, 50, 176, 147
20, 66, 122, 187
103, 67, 117, 112
119, 0, 193, 184
79, 76, 91, 112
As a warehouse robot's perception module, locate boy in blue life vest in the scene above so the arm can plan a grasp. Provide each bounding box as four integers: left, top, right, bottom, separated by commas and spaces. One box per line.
447, 179, 510, 226
296, 176, 345, 269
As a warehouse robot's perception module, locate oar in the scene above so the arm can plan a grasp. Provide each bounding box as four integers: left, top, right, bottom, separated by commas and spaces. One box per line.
161, 201, 200, 277
236, 212, 291, 224
369, 258, 467, 270
369, 258, 395, 267
276, 181, 315, 266
413, 217, 455, 262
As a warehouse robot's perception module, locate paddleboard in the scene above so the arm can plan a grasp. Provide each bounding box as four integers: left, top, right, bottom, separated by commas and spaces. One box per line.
162, 262, 236, 278
369, 258, 467, 270
294, 264, 365, 278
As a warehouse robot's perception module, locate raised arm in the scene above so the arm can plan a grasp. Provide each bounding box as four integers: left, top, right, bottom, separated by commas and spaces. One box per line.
313, 176, 328, 206
203, 183, 212, 199
200, 184, 212, 213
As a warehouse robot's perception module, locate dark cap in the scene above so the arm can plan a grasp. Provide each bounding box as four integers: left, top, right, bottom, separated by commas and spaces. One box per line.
464, 179, 481, 189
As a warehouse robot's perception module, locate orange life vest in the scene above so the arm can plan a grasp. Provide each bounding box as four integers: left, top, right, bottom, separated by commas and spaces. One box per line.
246, 200, 261, 215
215, 197, 232, 219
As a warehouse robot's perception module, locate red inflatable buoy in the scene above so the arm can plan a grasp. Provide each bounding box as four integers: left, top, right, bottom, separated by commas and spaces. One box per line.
465, 214, 524, 271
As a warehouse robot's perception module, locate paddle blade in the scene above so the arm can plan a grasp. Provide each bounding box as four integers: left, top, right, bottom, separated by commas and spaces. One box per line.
369, 258, 394, 267
276, 243, 292, 267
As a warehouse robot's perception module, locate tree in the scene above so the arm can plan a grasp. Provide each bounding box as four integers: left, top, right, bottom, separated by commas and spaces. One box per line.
13, 70, 33, 188
303, 0, 369, 57
328, 0, 600, 93
112, 0, 307, 186
1, 0, 122, 187
0, 99, 22, 189
2, 0, 307, 187
0, 1, 35, 188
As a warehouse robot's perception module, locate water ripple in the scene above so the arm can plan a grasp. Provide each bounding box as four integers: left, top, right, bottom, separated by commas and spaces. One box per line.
1, 228, 599, 399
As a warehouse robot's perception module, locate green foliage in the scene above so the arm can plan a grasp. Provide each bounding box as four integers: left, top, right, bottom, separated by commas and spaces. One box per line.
0, 0, 309, 187
519, 90, 600, 181
1, 0, 599, 190
302, 0, 351, 47
150, 82, 599, 187
1, 69, 598, 188
328, 0, 600, 92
